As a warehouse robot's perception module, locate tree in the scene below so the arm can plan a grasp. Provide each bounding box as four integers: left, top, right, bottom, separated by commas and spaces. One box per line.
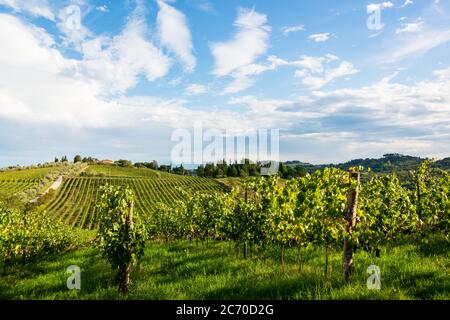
54, 157, 59, 163
96, 185, 147, 294
115, 159, 133, 167
228, 165, 238, 177
150, 160, 158, 170
74, 155, 82, 163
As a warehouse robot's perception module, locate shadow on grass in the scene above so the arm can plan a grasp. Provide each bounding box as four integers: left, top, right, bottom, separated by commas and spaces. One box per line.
417, 239, 450, 258
0, 248, 117, 300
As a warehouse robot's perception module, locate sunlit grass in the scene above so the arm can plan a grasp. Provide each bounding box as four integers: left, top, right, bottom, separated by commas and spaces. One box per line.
0, 238, 448, 300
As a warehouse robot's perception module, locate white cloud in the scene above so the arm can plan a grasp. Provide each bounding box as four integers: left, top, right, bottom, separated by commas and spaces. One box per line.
196, 0, 215, 13
228, 70, 450, 161
210, 8, 270, 77
434, 66, 450, 79
396, 18, 424, 34
57, 4, 90, 49
222, 77, 255, 95
382, 29, 450, 63
156, 0, 196, 72
79, 3, 171, 94
400, 0, 413, 8
0, 0, 54, 20
281, 25, 305, 34
96, 5, 108, 13
0, 6, 448, 165
220, 54, 353, 94
292, 55, 358, 89
308, 32, 331, 42
185, 84, 208, 95
220, 56, 288, 94
367, 2, 394, 12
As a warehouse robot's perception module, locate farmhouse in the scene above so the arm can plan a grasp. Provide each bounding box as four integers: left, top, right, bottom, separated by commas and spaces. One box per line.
98, 159, 114, 165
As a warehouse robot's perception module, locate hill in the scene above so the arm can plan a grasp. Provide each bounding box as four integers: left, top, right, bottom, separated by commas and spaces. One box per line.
83, 164, 168, 178
285, 154, 450, 174
42, 164, 226, 229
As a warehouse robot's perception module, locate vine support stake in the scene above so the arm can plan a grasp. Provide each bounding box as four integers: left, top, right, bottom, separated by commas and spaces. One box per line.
119, 199, 134, 295
343, 169, 360, 282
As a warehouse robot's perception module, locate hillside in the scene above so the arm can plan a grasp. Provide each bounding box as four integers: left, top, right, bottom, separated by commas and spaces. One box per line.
83, 164, 169, 178
0, 164, 85, 200
41, 164, 226, 229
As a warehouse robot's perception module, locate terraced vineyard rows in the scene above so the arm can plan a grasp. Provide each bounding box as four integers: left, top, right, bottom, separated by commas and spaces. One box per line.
0, 167, 59, 197
46, 176, 226, 229
0, 179, 40, 196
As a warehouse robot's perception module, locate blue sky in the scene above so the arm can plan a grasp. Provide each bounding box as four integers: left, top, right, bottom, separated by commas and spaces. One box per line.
0, 0, 449, 166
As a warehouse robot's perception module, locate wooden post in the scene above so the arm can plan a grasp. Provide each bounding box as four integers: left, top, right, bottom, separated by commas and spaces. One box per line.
119, 200, 134, 295
343, 170, 360, 282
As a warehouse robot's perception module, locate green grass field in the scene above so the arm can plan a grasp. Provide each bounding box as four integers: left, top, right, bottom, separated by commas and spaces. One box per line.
0, 237, 448, 300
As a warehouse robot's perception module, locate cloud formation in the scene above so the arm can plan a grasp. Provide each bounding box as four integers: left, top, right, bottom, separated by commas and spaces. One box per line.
210, 8, 270, 77
308, 33, 331, 42
156, 0, 196, 72
281, 25, 305, 34
0, 0, 54, 20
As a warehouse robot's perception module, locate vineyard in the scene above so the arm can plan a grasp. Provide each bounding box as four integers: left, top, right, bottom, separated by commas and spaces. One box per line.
0, 161, 449, 299
0, 180, 40, 197
0, 167, 60, 198
83, 164, 170, 178
45, 175, 226, 229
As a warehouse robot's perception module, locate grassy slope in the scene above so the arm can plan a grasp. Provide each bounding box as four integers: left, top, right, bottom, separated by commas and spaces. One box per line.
84, 165, 169, 178
0, 167, 56, 180
0, 238, 448, 300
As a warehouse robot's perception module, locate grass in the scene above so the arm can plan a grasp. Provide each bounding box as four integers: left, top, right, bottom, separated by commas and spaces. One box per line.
85, 165, 168, 178
1, 238, 448, 300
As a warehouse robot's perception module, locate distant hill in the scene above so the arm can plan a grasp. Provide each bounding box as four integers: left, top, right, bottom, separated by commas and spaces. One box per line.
436, 157, 450, 169
285, 154, 450, 174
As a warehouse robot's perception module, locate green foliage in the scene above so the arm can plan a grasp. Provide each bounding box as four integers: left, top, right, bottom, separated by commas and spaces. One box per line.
0, 202, 75, 272
146, 163, 450, 264
115, 159, 133, 168
96, 184, 146, 273
410, 161, 450, 240
197, 159, 262, 178
297, 168, 348, 247
358, 174, 415, 248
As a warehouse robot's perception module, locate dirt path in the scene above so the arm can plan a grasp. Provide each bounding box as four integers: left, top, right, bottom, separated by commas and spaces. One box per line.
30, 176, 63, 203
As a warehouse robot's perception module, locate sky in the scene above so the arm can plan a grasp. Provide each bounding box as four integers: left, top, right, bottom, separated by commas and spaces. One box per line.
0, 0, 449, 166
